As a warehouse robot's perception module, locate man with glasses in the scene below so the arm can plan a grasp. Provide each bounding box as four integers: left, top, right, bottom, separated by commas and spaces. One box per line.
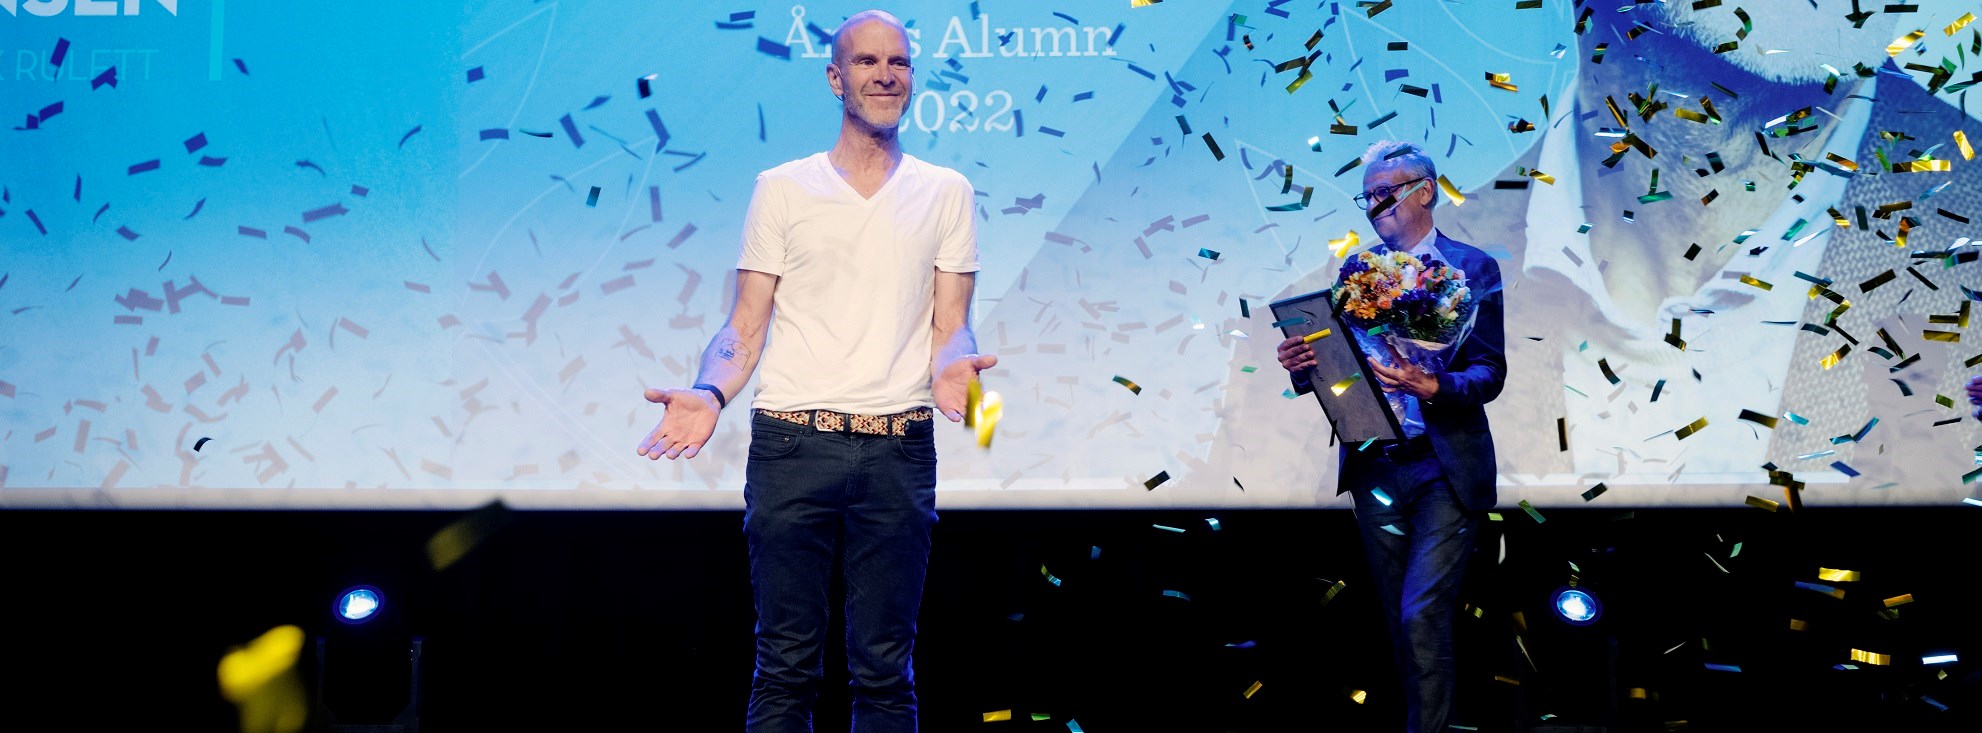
1277, 140, 1506, 733
635, 9, 995, 732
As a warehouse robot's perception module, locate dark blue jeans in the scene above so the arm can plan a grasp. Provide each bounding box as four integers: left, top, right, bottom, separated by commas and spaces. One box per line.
1348, 447, 1481, 733
743, 412, 939, 733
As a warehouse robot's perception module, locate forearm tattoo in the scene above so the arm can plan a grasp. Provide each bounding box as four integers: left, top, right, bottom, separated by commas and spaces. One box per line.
714, 337, 750, 366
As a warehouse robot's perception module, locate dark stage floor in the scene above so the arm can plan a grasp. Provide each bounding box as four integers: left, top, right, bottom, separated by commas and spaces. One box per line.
4, 505, 1977, 732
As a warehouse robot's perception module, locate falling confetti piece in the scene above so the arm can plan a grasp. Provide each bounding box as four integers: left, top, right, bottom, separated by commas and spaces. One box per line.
1112, 376, 1142, 395
1329, 373, 1362, 396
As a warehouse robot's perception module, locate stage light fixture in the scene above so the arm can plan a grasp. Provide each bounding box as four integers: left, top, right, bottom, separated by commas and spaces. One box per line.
1553, 587, 1600, 626
335, 586, 383, 624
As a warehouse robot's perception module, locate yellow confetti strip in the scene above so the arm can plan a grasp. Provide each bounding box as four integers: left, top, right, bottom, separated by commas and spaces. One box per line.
1330, 373, 1363, 396
1437, 174, 1465, 205
1891, 159, 1952, 173
1329, 229, 1361, 258
1888, 29, 1926, 56
1485, 71, 1518, 92
1739, 274, 1773, 291
1850, 649, 1892, 666
1498, 675, 1523, 686
1884, 593, 1915, 608
1946, 12, 1975, 36
1745, 495, 1781, 511
1816, 568, 1860, 582
1789, 619, 1808, 631
1302, 328, 1333, 344
975, 390, 1003, 449
1958, 131, 1975, 161
1674, 416, 1710, 440
1112, 375, 1143, 395
218, 625, 309, 733
1348, 689, 1368, 704
1820, 344, 1850, 370
1321, 578, 1347, 606
964, 377, 982, 428
427, 500, 513, 572
1244, 681, 1264, 699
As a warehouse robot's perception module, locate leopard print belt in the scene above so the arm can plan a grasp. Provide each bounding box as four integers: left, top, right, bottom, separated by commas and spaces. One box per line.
754, 407, 934, 436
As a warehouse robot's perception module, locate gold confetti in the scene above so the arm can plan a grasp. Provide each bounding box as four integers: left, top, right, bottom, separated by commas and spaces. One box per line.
1957, 130, 1975, 161
427, 500, 515, 572
1144, 470, 1170, 490
1437, 174, 1466, 205
1348, 689, 1368, 704
1131, 0, 1164, 6
1485, 71, 1518, 92
1113, 375, 1143, 395
1850, 649, 1892, 666
1745, 495, 1781, 511
1738, 409, 1780, 429
1820, 344, 1851, 370
1739, 274, 1773, 291
1789, 619, 1808, 631
1891, 159, 1952, 173
975, 390, 1004, 449
1321, 578, 1347, 606
984, 710, 1013, 722
1302, 328, 1333, 344
1330, 373, 1363, 396
1947, 12, 1975, 36
1885, 593, 1915, 607
1499, 675, 1524, 686
964, 377, 982, 428
1888, 30, 1926, 56
1817, 568, 1861, 582
1924, 330, 1962, 342
1243, 681, 1264, 699
1674, 416, 1710, 440
218, 625, 309, 733
1329, 229, 1360, 258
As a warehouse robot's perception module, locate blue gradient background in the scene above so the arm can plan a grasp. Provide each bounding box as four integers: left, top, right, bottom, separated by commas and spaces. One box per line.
3, 1, 1976, 508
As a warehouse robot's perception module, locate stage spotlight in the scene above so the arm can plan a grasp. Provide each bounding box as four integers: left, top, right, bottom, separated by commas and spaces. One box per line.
335, 586, 383, 624
1553, 586, 1601, 626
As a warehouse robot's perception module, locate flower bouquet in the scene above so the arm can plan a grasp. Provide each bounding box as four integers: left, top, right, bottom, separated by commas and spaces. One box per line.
1333, 248, 1478, 406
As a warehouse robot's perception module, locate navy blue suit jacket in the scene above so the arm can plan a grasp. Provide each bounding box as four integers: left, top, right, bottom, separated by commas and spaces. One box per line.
1292, 230, 1506, 511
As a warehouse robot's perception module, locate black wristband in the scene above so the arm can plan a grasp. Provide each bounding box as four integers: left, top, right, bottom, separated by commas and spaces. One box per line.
692, 383, 728, 409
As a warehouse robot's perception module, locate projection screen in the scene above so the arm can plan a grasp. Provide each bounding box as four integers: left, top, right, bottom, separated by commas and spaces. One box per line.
4, 0, 1980, 509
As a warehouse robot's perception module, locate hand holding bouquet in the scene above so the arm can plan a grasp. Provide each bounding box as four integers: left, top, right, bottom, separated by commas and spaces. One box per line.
1334, 248, 1478, 400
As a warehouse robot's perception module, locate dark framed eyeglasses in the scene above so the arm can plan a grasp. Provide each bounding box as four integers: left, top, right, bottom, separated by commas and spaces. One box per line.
1353, 177, 1429, 210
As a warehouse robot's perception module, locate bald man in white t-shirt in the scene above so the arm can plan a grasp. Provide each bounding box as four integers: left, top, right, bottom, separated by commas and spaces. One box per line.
634, 10, 994, 733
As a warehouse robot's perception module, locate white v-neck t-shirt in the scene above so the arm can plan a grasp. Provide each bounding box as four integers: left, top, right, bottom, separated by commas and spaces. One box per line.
735, 152, 980, 414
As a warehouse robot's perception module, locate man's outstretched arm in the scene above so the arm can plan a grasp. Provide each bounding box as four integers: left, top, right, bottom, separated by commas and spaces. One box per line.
637, 269, 778, 460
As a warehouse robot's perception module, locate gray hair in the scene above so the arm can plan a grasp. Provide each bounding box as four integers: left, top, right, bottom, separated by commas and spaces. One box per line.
831, 10, 910, 66
1360, 140, 1438, 209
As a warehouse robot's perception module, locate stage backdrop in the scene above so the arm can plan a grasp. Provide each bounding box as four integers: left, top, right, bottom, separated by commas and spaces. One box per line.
5, 0, 1982, 509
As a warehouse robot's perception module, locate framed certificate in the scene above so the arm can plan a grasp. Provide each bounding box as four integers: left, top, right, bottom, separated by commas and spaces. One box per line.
1269, 288, 1403, 443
